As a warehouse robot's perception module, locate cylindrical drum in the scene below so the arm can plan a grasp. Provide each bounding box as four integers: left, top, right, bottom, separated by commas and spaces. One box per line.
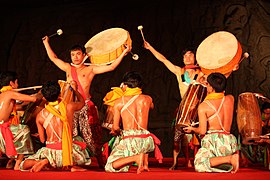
58, 80, 74, 104
196, 31, 242, 76
21, 80, 74, 134
84, 27, 132, 65
237, 92, 262, 144
102, 106, 114, 130
176, 83, 207, 128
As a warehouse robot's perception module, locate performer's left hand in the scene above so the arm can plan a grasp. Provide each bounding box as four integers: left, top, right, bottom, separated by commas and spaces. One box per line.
183, 126, 193, 133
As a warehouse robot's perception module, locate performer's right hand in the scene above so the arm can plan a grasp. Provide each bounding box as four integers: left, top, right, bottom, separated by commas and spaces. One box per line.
70, 80, 78, 91
143, 41, 151, 49
42, 36, 49, 42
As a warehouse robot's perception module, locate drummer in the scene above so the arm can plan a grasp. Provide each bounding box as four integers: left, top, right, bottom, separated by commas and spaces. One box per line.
183, 72, 239, 173
144, 41, 203, 169
0, 71, 37, 170
42, 36, 131, 169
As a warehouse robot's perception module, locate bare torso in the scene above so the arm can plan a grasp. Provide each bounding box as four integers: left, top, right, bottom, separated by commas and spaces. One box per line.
66, 64, 95, 99
0, 92, 16, 122
36, 109, 63, 143
200, 95, 234, 132
116, 95, 153, 131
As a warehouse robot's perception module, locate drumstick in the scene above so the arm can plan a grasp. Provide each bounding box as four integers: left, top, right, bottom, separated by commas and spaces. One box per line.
14, 85, 42, 91
42, 29, 63, 40
254, 93, 270, 103
239, 52, 249, 64
137, 25, 146, 41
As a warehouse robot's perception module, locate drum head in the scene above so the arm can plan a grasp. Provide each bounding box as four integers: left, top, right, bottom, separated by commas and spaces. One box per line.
196, 31, 242, 75
85, 28, 131, 65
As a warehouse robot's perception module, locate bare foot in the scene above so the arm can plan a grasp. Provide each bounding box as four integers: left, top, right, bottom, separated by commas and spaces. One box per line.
135, 153, 144, 174
187, 160, 193, 168
143, 155, 149, 171
14, 160, 22, 171
30, 159, 49, 172
14, 154, 24, 170
230, 154, 239, 174
71, 166, 87, 172
6, 159, 14, 169
169, 164, 176, 170
143, 165, 150, 172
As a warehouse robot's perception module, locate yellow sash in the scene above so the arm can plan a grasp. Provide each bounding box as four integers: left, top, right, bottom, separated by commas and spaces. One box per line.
0, 85, 13, 93
204, 92, 225, 100
45, 100, 73, 167
103, 87, 142, 107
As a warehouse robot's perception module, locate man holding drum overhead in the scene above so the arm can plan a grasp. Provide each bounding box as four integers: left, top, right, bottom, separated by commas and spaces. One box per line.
144, 41, 203, 169
184, 73, 239, 173
42, 36, 131, 169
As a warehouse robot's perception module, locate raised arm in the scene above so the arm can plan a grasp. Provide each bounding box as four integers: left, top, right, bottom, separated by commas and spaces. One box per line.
91, 45, 131, 74
42, 36, 70, 72
144, 41, 180, 74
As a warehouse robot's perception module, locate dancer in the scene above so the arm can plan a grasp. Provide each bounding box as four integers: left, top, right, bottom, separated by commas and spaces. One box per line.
42, 36, 131, 168
20, 80, 91, 172
184, 73, 239, 173
105, 71, 163, 174
144, 41, 202, 169
0, 71, 37, 170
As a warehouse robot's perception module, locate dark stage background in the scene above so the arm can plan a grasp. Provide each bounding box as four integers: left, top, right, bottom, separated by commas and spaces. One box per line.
1, 0, 270, 157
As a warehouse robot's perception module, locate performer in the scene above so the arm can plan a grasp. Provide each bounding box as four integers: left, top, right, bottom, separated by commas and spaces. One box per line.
184, 73, 239, 173
42, 36, 131, 168
0, 71, 37, 170
20, 80, 91, 172
105, 71, 163, 174
144, 41, 202, 169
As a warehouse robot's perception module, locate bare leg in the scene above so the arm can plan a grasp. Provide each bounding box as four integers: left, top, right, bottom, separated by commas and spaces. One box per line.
21, 159, 39, 170
143, 154, 149, 171
30, 159, 49, 172
112, 153, 144, 174
136, 153, 144, 174
96, 150, 105, 169
6, 158, 15, 169
182, 134, 192, 168
230, 154, 239, 173
14, 154, 24, 170
169, 142, 180, 170
209, 154, 239, 173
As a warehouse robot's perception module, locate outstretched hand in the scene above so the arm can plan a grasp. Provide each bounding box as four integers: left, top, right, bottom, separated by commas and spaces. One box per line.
183, 126, 193, 133
42, 35, 49, 41
123, 44, 131, 55
143, 41, 151, 49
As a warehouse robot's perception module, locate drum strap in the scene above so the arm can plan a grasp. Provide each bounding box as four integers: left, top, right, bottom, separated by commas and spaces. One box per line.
71, 66, 87, 100
204, 97, 228, 132
121, 95, 145, 130
42, 109, 62, 141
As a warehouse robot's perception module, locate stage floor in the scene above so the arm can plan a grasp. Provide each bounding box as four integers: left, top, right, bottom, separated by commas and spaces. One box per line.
0, 157, 269, 180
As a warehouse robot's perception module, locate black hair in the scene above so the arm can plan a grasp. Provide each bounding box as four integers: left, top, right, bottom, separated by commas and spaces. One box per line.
41, 81, 61, 102
122, 71, 143, 88
0, 71, 18, 89
69, 45, 86, 54
182, 47, 196, 57
207, 72, 226, 92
